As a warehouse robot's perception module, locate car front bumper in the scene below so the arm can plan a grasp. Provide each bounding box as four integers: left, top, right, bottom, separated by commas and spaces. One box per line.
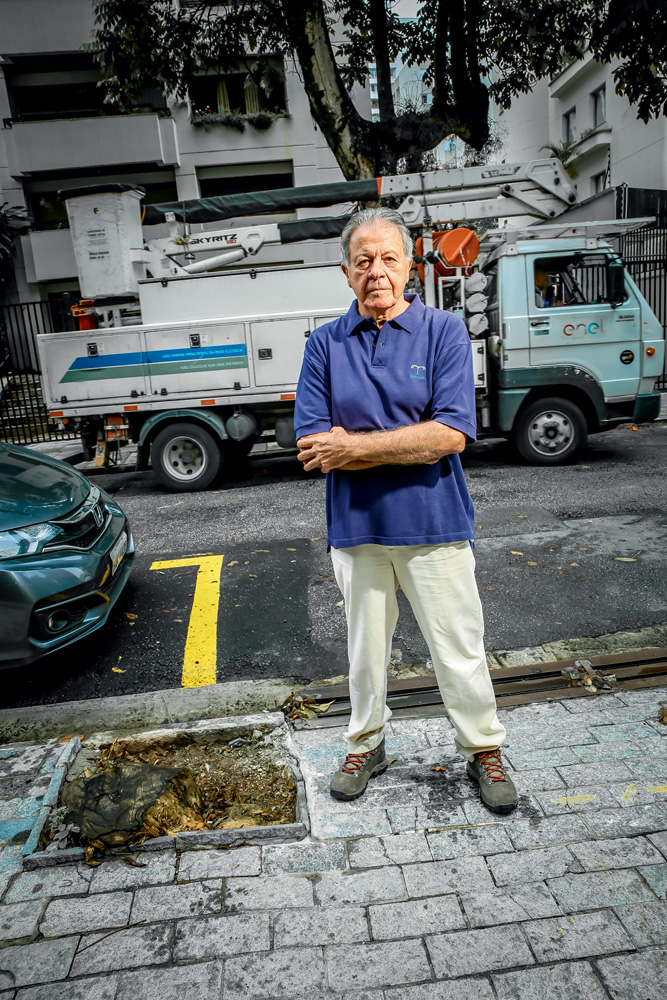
0, 494, 135, 670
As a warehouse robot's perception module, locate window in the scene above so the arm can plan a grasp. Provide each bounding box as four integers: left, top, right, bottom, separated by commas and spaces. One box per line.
421, 93, 428, 105
592, 170, 607, 195
533, 254, 623, 308
563, 108, 577, 143
196, 161, 293, 201
592, 85, 606, 128
189, 59, 286, 116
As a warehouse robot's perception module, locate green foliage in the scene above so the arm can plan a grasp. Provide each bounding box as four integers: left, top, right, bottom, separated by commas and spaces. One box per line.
88, 0, 667, 178
190, 110, 282, 131
539, 140, 580, 177
0, 204, 31, 300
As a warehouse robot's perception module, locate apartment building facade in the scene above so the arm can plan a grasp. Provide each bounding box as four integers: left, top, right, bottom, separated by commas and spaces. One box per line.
0, 0, 368, 309
497, 51, 667, 220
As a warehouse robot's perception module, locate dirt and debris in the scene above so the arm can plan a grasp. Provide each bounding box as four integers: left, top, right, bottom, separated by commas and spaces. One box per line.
44, 732, 297, 857
560, 659, 617, 693
281, 692, 335, 721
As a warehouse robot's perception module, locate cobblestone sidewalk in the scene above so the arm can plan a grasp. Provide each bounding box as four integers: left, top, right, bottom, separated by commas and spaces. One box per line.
0, 687, 666, 999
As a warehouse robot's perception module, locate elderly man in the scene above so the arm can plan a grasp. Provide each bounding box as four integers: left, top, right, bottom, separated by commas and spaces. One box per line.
294, 207, 516, 815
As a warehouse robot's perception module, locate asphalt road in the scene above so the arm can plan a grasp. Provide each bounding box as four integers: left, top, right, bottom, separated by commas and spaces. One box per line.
4, 421, 666, 708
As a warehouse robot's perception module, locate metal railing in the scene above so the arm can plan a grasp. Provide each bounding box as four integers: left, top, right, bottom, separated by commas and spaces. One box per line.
619, 220, 667, 390
0, 299, 78, 445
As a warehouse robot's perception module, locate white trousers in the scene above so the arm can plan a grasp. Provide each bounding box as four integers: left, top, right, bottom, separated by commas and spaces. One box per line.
330, 541, 506, 761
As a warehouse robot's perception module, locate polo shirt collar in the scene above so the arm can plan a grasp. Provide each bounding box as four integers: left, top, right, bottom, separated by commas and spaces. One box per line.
343, 292, 424, 336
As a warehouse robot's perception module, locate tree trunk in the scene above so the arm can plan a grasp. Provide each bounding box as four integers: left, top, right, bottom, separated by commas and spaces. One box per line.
282, 0, 377, 178
368, 0, 395, 122
282, 0, 489, 179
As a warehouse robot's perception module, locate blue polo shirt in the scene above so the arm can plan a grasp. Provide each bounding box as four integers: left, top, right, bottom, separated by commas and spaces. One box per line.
294, 293, 477, 548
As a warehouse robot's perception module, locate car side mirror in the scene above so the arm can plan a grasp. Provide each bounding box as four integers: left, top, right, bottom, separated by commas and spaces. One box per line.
607, 261, 625, 306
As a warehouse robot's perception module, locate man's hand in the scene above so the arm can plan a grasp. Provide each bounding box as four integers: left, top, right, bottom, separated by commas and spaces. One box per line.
297, 427, 363, 473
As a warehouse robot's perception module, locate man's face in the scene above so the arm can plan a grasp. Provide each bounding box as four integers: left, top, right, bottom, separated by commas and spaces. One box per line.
535, 270, 549, 291
342, 224, 412, 318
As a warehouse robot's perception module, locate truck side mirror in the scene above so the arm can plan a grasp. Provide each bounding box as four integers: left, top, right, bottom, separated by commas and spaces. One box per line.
607, 261, 625, 306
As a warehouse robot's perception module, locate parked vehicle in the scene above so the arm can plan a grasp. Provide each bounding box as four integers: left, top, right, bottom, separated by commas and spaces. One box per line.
36, 161, 665, 488
0, 442, 134, 669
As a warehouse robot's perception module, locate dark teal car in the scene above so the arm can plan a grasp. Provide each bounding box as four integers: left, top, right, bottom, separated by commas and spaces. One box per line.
0, 442, 134, 669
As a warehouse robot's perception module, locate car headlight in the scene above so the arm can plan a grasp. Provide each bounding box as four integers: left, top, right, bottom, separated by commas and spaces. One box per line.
0, 522, 63, 560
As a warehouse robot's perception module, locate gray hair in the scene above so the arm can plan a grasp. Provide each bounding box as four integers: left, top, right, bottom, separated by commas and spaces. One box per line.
341, 207, 413, 266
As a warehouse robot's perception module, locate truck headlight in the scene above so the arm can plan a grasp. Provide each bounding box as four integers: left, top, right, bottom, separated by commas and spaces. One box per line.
0, 523, 62, 560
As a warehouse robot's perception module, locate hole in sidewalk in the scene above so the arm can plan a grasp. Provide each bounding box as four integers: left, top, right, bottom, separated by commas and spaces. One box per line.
42, 727, 300, 858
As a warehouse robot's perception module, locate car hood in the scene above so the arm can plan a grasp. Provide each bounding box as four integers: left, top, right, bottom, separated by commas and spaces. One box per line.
0, 442, 91, 532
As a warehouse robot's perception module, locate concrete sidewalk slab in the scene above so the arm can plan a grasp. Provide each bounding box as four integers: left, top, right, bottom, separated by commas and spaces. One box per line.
0, 687, 665, 997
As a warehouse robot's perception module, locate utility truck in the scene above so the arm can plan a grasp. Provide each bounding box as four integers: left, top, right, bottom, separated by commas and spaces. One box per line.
36, 160, 664, 490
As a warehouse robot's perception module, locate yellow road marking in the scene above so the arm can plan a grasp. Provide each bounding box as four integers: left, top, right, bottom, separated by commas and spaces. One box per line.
150, 555, 223, 688
549, 793, 597, 806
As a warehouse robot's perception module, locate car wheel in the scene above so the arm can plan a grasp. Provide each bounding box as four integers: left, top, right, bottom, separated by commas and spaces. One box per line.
513, 397, 587, 465
151, 422, 222, 491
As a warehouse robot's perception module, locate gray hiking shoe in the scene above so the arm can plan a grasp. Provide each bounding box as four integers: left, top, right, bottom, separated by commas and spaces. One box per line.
466, 748, 517, 814
330, 738, 388, 801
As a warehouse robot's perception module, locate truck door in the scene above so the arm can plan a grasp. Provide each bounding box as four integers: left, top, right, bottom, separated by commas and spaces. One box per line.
250, 319, 312, 387
527, 253, 641, 399
145, 321, 250, 397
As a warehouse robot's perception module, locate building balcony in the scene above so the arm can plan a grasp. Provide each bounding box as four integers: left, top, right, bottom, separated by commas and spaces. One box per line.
3, 113, 179, 178
572, 126, 612, 160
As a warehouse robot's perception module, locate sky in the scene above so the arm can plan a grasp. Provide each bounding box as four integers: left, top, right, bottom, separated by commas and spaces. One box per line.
392, 0, 420, 18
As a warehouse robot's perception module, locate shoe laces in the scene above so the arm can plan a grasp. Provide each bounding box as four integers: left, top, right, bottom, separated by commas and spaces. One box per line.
475, 749, 506, 782
341, 748, 377, 774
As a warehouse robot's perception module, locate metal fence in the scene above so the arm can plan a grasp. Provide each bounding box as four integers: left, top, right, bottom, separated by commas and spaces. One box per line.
0, 298, 78, 444
618, 220, 667, 390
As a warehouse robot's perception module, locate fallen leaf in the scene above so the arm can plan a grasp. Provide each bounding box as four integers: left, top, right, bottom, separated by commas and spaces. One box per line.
220, 819, 252, 829
518, 515, 529, 518
248, 574, 257, 578
125, 613, 137, 620
386, 758, 397, 766
121, 856, 147, 868
311, 537, 321, 541
544, 548, 554, 552
111, 667, 126, 674
254, 549, 269, 552
570, 562, 580, 567
510, 551, 524, 556
615, 557, 636, 562
287, 548, 297, 551
483, 587, 496, 591
527, 561, 537, 566
432, 765, 447, 772
579, 547, 589, 551
659, 708, 667, 725
58, 734, 84, 743
227, 561, 238, 566
236, 538, 243, 542
336, 600, 344, 607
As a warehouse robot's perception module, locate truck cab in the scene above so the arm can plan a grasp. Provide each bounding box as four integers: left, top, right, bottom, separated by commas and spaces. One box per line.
481, 233, 664, 463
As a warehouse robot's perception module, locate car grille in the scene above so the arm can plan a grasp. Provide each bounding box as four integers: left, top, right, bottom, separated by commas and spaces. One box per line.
45, 486, 110, 551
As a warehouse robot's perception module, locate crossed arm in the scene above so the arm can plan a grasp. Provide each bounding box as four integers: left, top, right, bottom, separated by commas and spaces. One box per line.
297, 422, 466, 474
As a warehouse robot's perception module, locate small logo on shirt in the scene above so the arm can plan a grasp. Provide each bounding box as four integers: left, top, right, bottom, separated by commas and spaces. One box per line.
410, 364, 426, 379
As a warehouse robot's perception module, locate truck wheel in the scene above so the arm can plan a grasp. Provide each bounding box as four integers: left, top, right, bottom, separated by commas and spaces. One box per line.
513, 397, 587, 464
151, 422, 222, 491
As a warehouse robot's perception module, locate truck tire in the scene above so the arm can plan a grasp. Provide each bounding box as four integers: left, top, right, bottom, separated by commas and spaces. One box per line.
513, 397, 587, 465
151, 421, 222, 491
